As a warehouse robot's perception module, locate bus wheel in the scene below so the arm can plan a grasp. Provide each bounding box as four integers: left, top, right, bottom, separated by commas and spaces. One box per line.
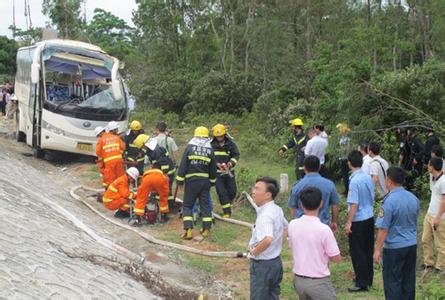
15, 111, 26, 142
33, 147, 45, 159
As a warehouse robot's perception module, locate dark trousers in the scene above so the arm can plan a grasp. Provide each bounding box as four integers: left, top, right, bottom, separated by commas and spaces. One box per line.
0, 100, 5, 115
319, 164, 331, 180
216, 174, 237, 215
250, 256, 283, 300
349, 217, 374, 288
182, 179, 212, 229
295, 154, 305, 180
340, 158, 350, 194
382, 245, 416, 300
167, 173, 176, 210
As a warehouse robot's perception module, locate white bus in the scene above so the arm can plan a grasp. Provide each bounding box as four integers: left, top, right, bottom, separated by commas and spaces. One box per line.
14, 39, 129, 158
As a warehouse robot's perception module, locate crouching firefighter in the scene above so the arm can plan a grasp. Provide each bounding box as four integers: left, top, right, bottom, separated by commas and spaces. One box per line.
211, 124, 240, 218
102, 167, 139, 218
176, 126, 217, 240
129, 168, 171, 225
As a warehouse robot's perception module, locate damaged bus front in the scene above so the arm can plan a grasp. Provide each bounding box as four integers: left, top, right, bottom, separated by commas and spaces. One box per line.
15, 39, 129, 157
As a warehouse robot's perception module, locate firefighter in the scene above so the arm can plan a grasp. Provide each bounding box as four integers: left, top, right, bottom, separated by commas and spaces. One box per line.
278, 118, 308, 179
96, 121, 126, 189
102, 167, 139, 219
124, 120, 145, 175
424, 125, 440, 164
176, 126, 217, 240
130, 168, 171, 225
211, 123, 240, 218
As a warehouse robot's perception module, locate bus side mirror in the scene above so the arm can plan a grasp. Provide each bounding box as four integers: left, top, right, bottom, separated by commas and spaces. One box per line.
31, 63, 40, 84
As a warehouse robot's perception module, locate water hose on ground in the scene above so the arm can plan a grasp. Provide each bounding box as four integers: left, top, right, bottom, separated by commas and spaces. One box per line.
71, 186, 248, 258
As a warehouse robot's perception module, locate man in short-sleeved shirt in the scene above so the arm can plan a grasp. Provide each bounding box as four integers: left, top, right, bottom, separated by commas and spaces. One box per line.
368, 142, 389, 198
345, 151, 375, 292
422, 157, 445, 271
248, 177, 288, 300
374, 167, 419, 300
288, 187, 341, 300
288, 156, 339, 231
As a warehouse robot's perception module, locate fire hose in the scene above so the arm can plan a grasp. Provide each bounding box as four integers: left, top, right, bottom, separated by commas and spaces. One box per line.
70, 185, 249, 258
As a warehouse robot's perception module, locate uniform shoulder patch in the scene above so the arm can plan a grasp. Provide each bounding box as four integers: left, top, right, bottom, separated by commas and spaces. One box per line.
378, 208, 384, 218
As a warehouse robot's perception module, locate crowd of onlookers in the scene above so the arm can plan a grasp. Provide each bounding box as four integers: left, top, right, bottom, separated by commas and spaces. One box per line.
248, 122, 444, 300
1, 80, 17, 119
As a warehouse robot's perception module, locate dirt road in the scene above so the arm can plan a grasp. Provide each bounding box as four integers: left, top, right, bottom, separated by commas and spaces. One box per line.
0, 121, 228, 299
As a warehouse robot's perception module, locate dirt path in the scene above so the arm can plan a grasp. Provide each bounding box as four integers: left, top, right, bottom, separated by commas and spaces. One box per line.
0, 127, 230, 299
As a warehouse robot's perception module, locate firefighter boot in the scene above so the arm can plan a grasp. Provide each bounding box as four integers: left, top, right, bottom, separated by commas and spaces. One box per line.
200, 228, 210, 238
129, 215, 143, 226
160, 213, 169, 223
180, 228, 193, 240
114, 209, 130, 219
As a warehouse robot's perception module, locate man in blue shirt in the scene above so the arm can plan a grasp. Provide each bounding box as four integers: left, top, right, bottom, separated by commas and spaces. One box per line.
288, 155, 339, 232
374, 167, 419, 300
345, 150, 375, 293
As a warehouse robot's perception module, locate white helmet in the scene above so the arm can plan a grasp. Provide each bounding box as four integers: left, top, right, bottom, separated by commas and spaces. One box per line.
126, 167, 140, 181
144, 138, 158, 151
94, 126, 105, 137
107, 121, 119, 131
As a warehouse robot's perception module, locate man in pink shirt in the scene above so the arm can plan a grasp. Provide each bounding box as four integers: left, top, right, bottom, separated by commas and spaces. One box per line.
288, 187, 342, 299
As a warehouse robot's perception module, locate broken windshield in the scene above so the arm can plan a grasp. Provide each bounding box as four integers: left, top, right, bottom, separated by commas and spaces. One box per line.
42, 50, 127, 121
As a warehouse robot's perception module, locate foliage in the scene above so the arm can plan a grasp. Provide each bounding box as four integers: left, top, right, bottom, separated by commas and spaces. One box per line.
42, 0, 85, 39
0, 36, 18, 76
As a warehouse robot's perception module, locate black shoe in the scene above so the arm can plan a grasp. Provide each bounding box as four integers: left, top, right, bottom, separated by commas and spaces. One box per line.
348, 286, 368, 293
96, 193, 103, 203
419, 264, 434, 271
114, 210, 130, 219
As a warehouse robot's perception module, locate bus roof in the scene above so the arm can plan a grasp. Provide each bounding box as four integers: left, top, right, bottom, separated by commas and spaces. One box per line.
18, 39, 107, 54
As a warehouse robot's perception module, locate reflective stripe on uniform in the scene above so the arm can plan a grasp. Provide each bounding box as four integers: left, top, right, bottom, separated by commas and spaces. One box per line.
168, 196, 174, 200
176, 175, 185, 181
123, 204, 130, 208
102, 198, 113, 203
188, 155, 211, 162
104, 155, 122, 163
214, 151, 229, 156
202, 217, 213, 222
109, 185, 118, 193
161, 165, 170, 170
185, 173, 209, 179
160, 205, 169, 211
183, 216, 193, 221
103, 143, 120, 150
129, 143, 138, 148
210, 178, 216, 183
282, 145, 288, 150
297, 136, 305, 144
143, 169, 164, 176
167, 169, 176, 175
134, 208, 145, 214
137, 157, 145, 162
222, 203, 231, 209
230, 158, 237, 164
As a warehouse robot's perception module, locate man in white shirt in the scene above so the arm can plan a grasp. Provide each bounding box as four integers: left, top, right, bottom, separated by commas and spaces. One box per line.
248, 177, 288, 300
422, 157, 445, 272
315, 124, 329, 143
368, 142, 389, 198
358, 142, 372, 175
305, 129, 329, 178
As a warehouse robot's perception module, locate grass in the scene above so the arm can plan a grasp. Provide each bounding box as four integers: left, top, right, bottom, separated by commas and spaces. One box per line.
102, 113, 445, 299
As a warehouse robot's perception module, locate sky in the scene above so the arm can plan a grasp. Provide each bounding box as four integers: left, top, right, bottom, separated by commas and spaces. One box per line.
0, 0, 138, 38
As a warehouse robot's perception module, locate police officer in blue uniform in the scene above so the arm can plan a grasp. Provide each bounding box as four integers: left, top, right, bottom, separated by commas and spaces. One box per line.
373, 167, 419, 300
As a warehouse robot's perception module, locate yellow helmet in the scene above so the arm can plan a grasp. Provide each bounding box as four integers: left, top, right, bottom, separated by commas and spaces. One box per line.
194, 126, 209, 138
212, 124, 226, 137
133, 134, 150, 148
130, 120, 142, 131
290, 118, 304, 126
336, 123, 351, 134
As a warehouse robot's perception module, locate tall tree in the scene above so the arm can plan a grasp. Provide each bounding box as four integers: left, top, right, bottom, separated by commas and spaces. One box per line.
42, 0, 84, 39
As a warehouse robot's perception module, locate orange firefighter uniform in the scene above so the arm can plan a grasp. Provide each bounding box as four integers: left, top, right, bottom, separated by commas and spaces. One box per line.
96, 132, 126, 188
134, 169, 170, 216
102, 174, 135, 211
